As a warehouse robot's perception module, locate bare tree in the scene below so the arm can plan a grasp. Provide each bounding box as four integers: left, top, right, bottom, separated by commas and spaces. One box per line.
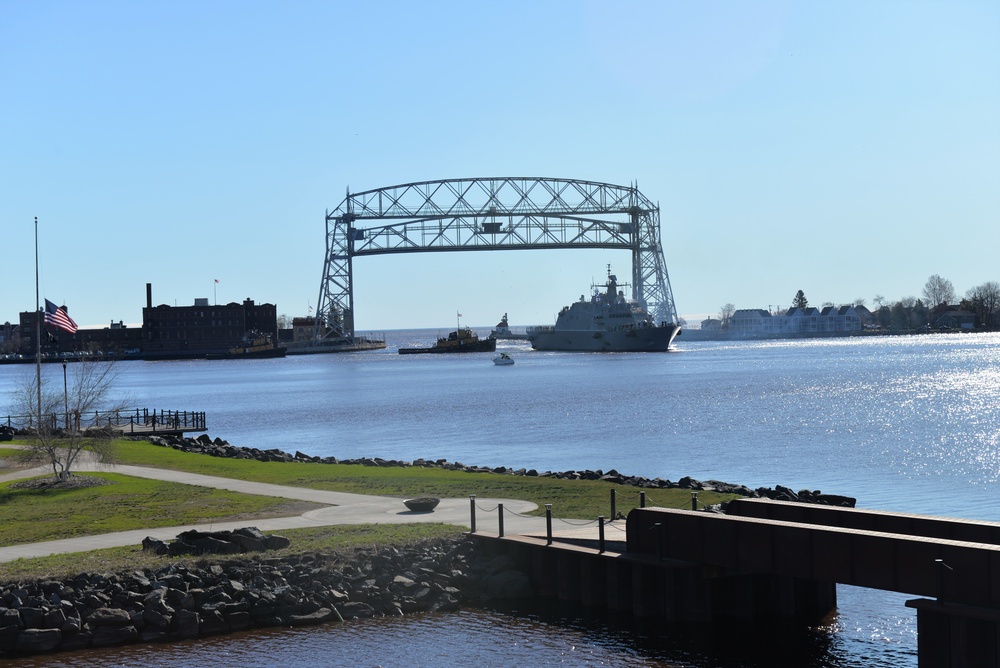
719, 303, 736, 329
12, 358, 128, 480
873, 294, 887, 310
965, 281, 1000, 328
854, 297, 867, 308
922, 275, 956, 307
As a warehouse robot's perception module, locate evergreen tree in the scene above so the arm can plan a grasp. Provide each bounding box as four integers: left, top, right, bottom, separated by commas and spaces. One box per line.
791, 290, 809, 310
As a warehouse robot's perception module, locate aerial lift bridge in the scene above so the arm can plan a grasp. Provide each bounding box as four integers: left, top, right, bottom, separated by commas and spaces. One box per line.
314, 177, 679, 340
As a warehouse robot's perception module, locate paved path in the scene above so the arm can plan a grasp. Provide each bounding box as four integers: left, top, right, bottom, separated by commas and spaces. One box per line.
0, 458, 620, 563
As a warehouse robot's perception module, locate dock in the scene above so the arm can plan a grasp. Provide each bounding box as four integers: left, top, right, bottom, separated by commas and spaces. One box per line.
2, 408, 206, 438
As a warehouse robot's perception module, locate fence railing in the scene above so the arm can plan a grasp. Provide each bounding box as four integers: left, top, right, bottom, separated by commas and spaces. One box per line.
467, 489, 704, 553
2, 408, 206, 434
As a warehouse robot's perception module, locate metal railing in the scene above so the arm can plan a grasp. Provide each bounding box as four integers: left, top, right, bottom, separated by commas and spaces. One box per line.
2, 408, 206, 433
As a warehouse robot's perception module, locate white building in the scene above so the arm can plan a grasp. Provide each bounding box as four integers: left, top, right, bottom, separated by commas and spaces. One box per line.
729, 306, 867, 336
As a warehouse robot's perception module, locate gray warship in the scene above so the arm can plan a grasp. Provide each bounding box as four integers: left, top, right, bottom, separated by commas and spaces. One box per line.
527, 268, 681, 352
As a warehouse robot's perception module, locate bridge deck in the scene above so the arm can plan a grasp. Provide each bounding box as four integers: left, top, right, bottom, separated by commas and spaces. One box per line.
626, 506, 1000, 607
727, 498, 1000, 545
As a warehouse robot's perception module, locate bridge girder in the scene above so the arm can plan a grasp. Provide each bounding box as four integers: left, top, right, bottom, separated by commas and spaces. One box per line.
315, 177, 679, 340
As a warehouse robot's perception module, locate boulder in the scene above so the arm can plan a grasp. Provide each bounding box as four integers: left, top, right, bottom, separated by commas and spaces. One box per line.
142, 537, 169, 555
288, 608, 334, 626
0, 625, 20, 652
87, 608, 133, 627
232, 527, 268, 552
264, 535, 291, 550
336, 602, 376, 619
17, 607, 45, 629
199, 609, 227, 636
173, 609, 199, 640
90, 624, 137, 647
14, 628, 62, 653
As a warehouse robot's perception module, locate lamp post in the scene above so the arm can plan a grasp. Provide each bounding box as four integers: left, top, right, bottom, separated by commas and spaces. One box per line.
62, 361, 68, 430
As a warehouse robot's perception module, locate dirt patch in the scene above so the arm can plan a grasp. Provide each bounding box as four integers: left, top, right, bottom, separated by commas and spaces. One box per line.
9, 475, 114, 491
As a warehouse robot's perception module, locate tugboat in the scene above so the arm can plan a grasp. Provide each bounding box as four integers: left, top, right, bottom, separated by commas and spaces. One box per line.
206, 332, 287, 360
528, 266, 681, 352
490, 313, 529, 340
399, 324, 497, 354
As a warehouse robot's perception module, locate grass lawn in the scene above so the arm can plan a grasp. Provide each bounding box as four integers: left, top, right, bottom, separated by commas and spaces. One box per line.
0, 438, 741, 585
0, 523, 465, 583
110, 439, 734, 518
0, 472, 324, 547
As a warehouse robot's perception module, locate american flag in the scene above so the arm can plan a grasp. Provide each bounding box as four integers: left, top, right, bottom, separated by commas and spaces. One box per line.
44, 299, 78, 334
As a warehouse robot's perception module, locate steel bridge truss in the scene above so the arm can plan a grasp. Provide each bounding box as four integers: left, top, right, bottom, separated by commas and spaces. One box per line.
315, 177, 679, 340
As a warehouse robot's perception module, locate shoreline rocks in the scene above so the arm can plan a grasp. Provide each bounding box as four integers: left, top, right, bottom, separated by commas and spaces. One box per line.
0, 536, 518, 658
134, 433, 856, 508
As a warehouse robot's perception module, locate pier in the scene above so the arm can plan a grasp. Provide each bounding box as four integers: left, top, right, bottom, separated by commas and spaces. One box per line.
469, 498, 1000, 667
2, 408, 206, 437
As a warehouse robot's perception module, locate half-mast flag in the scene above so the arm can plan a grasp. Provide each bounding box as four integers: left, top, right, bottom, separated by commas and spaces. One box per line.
44, 299, 78, 334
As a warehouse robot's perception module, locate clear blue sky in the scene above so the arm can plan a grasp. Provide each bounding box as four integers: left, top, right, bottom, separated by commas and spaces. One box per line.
2, 0, 997, 331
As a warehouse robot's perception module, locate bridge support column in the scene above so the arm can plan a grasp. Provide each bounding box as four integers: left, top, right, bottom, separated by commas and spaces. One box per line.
907, 598, 1000, 667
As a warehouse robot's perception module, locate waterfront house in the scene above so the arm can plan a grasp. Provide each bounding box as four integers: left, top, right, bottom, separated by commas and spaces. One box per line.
934, 309, 976, 330
729, 305, 865, 337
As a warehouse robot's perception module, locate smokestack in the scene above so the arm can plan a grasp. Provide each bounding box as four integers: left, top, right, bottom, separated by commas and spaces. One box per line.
146, 283, 152, 310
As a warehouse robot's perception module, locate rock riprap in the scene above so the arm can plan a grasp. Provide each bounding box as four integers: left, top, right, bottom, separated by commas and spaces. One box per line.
0, 536, 527, 657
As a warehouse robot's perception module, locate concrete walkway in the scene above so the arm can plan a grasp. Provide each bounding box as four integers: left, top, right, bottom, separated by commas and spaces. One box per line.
0, 458, 620, 563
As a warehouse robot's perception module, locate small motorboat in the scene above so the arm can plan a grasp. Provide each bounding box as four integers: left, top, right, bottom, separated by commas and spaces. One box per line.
492, 353, 514, 366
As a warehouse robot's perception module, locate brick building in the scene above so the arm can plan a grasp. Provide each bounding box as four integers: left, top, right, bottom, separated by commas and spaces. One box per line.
141, 284, 277, 357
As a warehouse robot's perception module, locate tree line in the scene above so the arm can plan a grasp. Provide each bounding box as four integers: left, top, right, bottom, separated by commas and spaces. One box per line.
716, 275, 1000, 332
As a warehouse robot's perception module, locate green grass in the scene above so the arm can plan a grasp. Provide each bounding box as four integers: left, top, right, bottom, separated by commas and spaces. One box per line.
0, 438, 735, 558
0, 523, 464, 584
0, 472, 324, 547
111, 439, 734, 518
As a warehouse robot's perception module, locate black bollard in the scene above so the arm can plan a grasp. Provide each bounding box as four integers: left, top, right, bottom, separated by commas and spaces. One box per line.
639, 491, 646, 508
469, 495, 476, 533
545, 504, 552, 545
691, 491, 698, 511
498, 502, 505, 537
610, 489, 617, 520
598, 516, 605, 553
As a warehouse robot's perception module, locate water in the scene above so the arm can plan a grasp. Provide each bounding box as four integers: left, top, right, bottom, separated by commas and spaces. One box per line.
2, 331, 998, 666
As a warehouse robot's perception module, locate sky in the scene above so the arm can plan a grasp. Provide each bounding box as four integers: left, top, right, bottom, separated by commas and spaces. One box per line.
2, 0, 998, 332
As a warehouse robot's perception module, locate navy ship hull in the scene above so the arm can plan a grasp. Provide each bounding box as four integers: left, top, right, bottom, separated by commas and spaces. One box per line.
529, 325, 680, 352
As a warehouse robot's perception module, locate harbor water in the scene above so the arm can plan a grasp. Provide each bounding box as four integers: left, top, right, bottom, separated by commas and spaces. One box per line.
1, 331, 998, 667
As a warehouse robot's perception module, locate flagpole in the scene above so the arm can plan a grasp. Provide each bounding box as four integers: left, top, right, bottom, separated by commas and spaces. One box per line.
34, 217, 42, 424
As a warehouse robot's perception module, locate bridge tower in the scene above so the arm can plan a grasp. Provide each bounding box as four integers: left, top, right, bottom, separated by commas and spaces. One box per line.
314, 177, 679, 340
